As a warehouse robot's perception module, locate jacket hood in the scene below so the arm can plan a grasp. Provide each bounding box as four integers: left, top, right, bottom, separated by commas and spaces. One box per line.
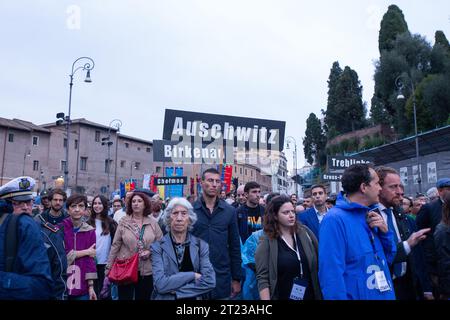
334, 192, 372, 213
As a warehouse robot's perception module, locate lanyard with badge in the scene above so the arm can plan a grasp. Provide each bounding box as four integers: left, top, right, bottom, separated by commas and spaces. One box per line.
366, 214, 391, 293
281, 234, 308, 300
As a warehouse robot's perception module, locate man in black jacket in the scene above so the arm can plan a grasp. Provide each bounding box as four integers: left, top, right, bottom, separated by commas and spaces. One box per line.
416, 178, 450, 298
375, 166, 432, 300
192, 168, 242, 299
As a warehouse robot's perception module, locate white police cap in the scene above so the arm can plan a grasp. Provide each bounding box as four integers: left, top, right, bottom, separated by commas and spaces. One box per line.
0, 176, 36, 201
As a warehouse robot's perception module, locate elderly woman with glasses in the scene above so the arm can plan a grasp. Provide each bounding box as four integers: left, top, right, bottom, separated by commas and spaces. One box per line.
151, 197, 215, 300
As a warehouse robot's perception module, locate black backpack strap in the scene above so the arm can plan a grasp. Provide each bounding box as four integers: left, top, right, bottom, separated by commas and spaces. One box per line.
5, 213, 23, 272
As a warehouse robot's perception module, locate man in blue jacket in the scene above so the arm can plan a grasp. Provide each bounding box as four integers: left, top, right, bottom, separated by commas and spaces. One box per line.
297, 184, 328, 239
319, 164, 397, 300
0, 177, 53, 299
192, 168, 242, 299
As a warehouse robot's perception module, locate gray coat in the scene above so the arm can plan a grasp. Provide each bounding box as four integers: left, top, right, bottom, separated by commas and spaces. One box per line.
151, 233, 216, 300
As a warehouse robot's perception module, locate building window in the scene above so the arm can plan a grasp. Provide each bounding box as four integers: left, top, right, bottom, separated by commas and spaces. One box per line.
63, 138, 68, 148
33, 160, 39, 171
8, 133, 14, 142
95, 131, 100, 142
146, 147, 151, 153
245, 169, 247, 175
32, 136, 39, 146
61, 160, 67, 172
74, 139, 78, 150
105, 159, 112, 173
251, 170, 253, 177
137, 147, 141, 151
135, 162, 140, 170
156, 166, 161, 173
125, 142, 129, 148
120, 160, 125, 168
80, 157, 88, 171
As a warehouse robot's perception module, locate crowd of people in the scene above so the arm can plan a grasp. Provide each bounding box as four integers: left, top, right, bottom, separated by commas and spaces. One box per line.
0, 164, 449, 300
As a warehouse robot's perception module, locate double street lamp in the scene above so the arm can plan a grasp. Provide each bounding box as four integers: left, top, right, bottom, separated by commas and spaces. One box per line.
286, 136, 298, 197
102, 119, 122, 195
396, 74, 421, 193
56, 57, 95, 191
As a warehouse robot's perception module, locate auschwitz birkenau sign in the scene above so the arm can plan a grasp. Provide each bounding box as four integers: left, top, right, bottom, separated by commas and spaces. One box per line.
155, 109, 286, 167
153, 176, 188, 185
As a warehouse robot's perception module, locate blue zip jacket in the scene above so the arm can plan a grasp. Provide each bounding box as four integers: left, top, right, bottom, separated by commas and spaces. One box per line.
319, 193, 397, 300
0, 213, 53, 300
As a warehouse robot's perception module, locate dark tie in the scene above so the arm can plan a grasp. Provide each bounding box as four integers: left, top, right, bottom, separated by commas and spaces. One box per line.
385, 208, 402, 278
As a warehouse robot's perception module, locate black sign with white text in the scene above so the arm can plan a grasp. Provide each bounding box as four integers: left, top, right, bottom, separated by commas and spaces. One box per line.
162, 109, 286, 151
153, 176, 187, 185
327, 155, 373, 172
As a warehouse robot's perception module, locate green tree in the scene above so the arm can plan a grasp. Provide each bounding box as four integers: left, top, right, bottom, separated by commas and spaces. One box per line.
431, 31, 450, 74
435, 30, 450, 48
332, 66, 367, 134
324, 63, 366, 137
378, 5, 409, 53
372, 33, 432, 136
408, 74, 450, 131
324, 61, 343, 138
303, 113, 326, 167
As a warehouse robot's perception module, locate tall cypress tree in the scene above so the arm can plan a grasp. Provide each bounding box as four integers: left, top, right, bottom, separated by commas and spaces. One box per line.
303, 113, 326, 166
372, 5, 410, 131
378, 5, 409, 53
324, 61, 343, 138
435, 30, 450, 48
333, 67, 366, 133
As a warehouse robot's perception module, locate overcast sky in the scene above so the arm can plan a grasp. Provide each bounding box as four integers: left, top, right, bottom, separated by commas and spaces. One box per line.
1, 0, 449, 171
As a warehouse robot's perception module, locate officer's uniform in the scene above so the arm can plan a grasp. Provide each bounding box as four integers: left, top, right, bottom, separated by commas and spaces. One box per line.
0, 176, 53, 300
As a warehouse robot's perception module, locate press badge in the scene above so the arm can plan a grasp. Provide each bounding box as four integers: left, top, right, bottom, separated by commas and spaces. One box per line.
375, 271, 390, 292
289, 277, 308, 300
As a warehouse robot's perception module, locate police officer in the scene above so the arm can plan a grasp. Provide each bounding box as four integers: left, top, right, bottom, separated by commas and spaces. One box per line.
0, 176, 53, 299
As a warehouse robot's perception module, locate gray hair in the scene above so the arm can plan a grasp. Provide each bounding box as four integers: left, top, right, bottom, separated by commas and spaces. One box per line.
162, 197, 197, 233
426, 187, 439, 200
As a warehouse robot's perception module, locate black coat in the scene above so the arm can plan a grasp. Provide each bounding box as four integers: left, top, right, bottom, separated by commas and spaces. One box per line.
416, 199, 443, 275
37, 220, 67, 300
434, 223, 450, 296
391, 207, 432, 299
192, 197, 242, 299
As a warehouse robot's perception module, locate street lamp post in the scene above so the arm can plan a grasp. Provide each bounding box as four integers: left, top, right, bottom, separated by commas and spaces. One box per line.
102, 119, 122, 195
396, 74, 421, 194
130, 161, 137, 179
286, 136, 298, 196
22, 149, 31, 176
57, 57, 95, 191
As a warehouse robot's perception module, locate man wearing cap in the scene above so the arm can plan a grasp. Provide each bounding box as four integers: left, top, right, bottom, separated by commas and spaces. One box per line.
40, 189, 51, 211
416, 177, 450, 298
0, 177, 53, 299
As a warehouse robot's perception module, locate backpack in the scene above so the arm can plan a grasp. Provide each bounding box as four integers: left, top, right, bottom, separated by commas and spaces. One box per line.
0, 212, 25, 272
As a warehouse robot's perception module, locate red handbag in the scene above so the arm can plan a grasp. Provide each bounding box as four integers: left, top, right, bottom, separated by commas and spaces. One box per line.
108, 225, 146, 284
108, 253, 139, 284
